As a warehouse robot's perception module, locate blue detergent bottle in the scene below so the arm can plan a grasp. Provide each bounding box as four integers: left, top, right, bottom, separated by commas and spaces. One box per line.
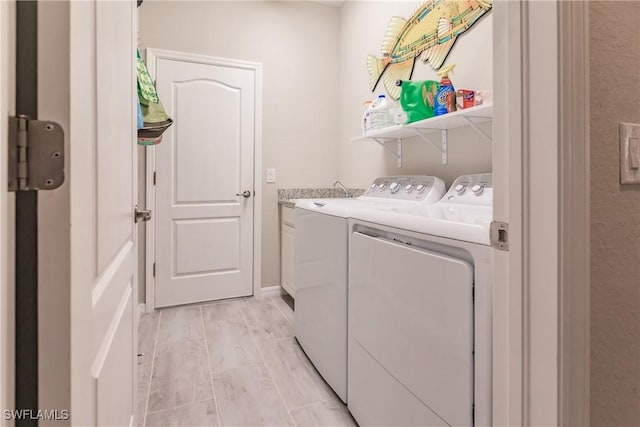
434, 64, 457, 116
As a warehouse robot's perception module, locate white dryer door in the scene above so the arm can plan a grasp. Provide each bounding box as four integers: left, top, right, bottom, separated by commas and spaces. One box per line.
349, 232, 474, 427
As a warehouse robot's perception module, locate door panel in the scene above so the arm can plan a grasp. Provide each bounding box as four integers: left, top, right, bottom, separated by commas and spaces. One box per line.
153, 56, 255, 308
96, 2, 135, 274
69, 1, 137, 425
174, 218, 240, 275
95, 287, 133, 427
174, 81, 241, 204
91, 2, 137, 425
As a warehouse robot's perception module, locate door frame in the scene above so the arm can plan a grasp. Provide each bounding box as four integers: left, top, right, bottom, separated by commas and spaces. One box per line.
143, 48, 263, 312
0, 0, 16, 418
492, 1, 590, 425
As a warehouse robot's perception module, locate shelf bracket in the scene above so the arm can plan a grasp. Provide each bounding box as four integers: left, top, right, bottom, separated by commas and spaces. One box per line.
408, 128, 448, 165
460, 115, 492, 143
370, 137, 402, 167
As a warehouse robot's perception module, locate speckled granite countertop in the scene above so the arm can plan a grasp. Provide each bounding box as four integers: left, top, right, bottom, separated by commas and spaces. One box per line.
278, 188, 366, 208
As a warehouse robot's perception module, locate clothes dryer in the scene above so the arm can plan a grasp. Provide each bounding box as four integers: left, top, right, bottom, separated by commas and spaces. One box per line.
347, 173, 493, 426
294, 176, 446, 403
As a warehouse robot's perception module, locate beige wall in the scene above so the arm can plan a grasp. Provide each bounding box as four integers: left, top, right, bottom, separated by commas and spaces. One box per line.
338, 1, 493, 187
139, 1, 493, 299
590, 2, 640, 425
139, 1, 341, 292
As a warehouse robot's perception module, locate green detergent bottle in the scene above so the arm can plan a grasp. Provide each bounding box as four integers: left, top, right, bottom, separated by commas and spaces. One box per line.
395, 79, 440, 123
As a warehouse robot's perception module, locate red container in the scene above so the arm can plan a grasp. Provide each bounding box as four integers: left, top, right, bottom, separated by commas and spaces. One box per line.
458, 90, 475, 109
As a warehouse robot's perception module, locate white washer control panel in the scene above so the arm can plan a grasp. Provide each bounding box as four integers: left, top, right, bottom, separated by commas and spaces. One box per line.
442, 174, 493, 206
363, 176, 446, 203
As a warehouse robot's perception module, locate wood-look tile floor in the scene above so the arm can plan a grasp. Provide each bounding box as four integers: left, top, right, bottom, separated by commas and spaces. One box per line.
137, 295, 357, 427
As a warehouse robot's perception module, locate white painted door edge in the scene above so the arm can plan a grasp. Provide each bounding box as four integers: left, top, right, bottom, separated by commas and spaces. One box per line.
143, 48, 263, 312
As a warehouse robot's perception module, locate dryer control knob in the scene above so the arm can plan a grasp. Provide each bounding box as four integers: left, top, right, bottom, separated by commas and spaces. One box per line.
471, 184, 485, 195
454, 184, 466, 195
378, 183, 387, 190
405, 184, 414, 192
389, 182, 401, 193
370, 183, 377, 189
415, 184, 426, 193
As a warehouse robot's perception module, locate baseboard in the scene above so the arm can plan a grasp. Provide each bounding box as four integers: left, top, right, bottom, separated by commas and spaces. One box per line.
137, 303, 146, 320
260, 285, 285, 298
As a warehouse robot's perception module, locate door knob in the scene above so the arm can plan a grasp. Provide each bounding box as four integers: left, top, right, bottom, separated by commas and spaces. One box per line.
236, 190, 251, 198
134, 205, 152, 223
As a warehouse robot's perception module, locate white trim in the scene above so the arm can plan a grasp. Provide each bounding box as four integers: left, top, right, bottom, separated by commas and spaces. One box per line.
493, 2, 590, 425
144, 48, 263, 309
259, 285, 285, 299
144, 146, 155, 313
137, 303, 146, 321
492, 1, 525, 424
558, 2, 590, 425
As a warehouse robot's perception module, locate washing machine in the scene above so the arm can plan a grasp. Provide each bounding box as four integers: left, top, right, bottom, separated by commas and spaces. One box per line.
294, 176, 446, 403
347, 173, 493, 426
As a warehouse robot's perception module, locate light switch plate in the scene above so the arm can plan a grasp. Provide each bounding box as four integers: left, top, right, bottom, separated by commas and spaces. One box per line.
619, 123, 640, 184
266, 168, 276, 183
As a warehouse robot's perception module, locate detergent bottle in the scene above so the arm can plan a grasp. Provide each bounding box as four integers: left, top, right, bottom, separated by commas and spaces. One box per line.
361, 100, 373, 134
369, 94, 394, 129
396, 79, 440, 123
434, 64, 457, 116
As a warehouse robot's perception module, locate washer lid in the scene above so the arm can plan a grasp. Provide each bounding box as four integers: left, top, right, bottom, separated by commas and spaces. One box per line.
350, 203, 492, 245
295, 198, 413, 218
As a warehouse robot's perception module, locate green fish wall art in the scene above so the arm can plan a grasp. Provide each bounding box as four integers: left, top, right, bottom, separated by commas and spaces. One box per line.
368, 0, 493, 100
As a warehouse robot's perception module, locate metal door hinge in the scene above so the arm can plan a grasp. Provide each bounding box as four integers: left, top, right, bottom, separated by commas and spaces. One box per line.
8, 115, 65, 191
153, 171, 156, 185
152, 262, 156, 277
490, 220, 509, 251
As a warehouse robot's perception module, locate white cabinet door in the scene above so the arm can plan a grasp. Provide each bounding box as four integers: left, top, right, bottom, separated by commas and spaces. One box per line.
280, 207, 296, 297
150, 52, 257, 308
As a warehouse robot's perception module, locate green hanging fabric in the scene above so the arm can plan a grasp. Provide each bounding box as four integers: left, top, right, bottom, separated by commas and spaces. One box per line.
137, 50, 158, 105
137, 50, 173, 144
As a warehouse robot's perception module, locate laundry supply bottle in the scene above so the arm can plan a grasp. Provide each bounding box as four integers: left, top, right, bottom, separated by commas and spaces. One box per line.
434, 64, 457, 116
369, 94, 394, 129
361, 100, 373, 134
396, 79, 439, 123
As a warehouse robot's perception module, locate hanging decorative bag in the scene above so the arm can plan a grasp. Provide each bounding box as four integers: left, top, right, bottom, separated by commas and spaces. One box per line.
137, 50, 173, 145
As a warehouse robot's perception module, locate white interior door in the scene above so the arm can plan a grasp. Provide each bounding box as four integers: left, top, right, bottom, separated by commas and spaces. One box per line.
69, 1, 138, 425
149, 50, 256, 308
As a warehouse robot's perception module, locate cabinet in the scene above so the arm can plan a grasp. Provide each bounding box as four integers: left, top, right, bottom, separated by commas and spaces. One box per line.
352, 104, 493, 167
280, 205, 296, 297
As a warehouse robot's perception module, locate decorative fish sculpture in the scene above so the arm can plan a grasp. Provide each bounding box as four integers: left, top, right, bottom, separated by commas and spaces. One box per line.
368, 0, 492, 100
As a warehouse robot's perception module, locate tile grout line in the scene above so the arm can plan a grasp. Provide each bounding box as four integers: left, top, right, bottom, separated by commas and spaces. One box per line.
287, 397, 335, 413
238, 300, 298, 426
142, 310, 162, 427
145, 396, 221, 416
262, 298, 348, 421
199, 306, 223, 427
